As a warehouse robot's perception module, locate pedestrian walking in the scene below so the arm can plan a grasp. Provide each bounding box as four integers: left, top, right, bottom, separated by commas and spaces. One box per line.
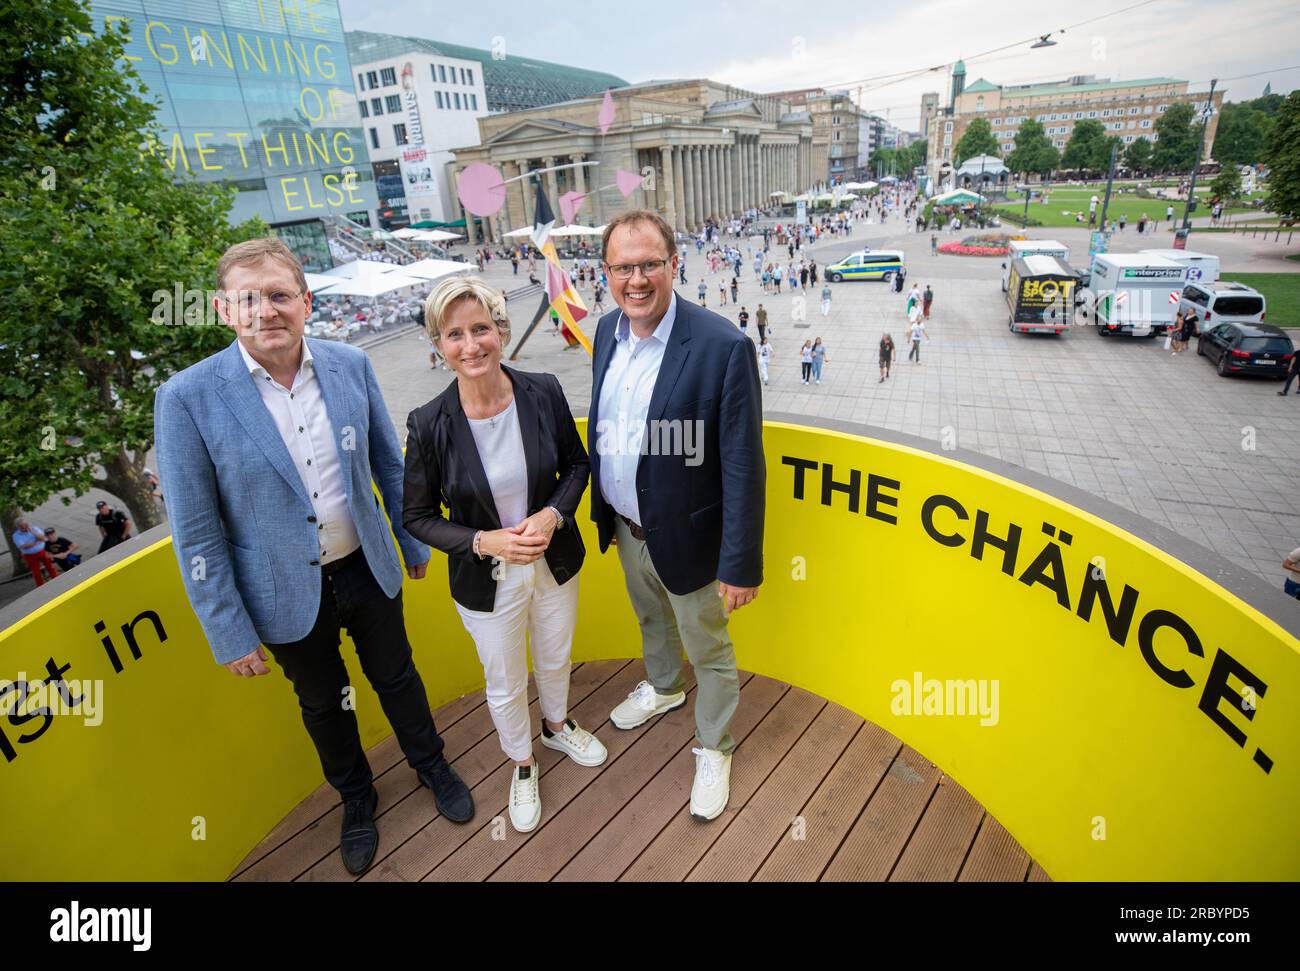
718, 279, 727, 305
730, 276, 739, 303
1278, 348, 1300, 395
922, 284, 934, 320
931, 233, 938, 256
756, 303, 768, 341
820, 283, 831, 317
698, 278, 707, 306
799, 340, 814, 385
878, 333, 895, 382
810, 338, 828, 385
1119, 214, 1127, 232
1138, 213, 1147, 234
757, 336, 772, 385
738, 306, 749, 335
907, 307, 927, 363
1166, 204, 1174, 227
93, 500, 132, 553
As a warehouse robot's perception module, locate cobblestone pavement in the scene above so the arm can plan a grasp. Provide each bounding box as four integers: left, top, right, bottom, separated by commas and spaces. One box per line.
6, 211, 1298, 611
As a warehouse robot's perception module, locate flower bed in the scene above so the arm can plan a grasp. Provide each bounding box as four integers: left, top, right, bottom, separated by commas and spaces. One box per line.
937, 231, 1024, 256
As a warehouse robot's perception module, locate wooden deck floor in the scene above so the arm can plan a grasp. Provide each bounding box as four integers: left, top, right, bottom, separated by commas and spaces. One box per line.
232, 659, 1051, 882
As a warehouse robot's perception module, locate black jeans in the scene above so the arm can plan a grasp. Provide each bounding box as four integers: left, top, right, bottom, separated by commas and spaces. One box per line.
265, 549, 445, 802
1283, 371, 1299, 394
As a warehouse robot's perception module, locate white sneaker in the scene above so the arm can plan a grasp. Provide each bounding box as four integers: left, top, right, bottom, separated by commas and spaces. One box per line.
508, 763, 541, 833
690, 747, 731, 821
540, 718, 607, 767
610, 680, 686, 730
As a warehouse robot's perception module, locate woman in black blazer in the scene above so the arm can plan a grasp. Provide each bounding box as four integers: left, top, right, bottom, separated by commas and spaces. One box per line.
403, 276, 605, 834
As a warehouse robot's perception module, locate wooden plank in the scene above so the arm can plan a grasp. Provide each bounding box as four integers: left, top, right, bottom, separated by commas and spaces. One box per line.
364, 660, 650, 882
958, 815, 1032, 883
1028, 861, 1052, 882
821, 745, 940, 882
889, 775, 985, 882
686, 702, 861, 881
424, 668, 712, 883
296, 659, 629, 882
494, 672, 775, 882
555, 673, 789, 883
618, 686, 823, 882
230, 685, 487, 877
753, 721, 902, 882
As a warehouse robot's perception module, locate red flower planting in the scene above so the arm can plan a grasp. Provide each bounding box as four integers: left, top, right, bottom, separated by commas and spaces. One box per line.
937, 242, 1009, 256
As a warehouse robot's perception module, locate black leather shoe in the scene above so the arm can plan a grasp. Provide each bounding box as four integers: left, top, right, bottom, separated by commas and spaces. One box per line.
340, 787, 379, 875
419, 756, 475, 823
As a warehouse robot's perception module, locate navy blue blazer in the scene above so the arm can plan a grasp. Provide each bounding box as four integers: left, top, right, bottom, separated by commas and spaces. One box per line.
588, 293, 765, 594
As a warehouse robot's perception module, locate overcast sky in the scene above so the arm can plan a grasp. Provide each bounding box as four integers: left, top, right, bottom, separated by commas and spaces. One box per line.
338, 0, 1298, 129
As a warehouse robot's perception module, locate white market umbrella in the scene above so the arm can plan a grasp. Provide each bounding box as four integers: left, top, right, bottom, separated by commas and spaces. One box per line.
551, 224, 602, 236
317, 273, 424, 298
401, 258, 472, 282
322, 258, 398, 279
503, 227, 534, 238
413, 229, 465, 242
391, 227, 424, 239
303, 271, 341, 293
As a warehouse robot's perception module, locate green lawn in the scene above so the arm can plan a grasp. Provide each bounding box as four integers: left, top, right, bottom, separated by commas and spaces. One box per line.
992, 187, 1258, 228
1219, 273, 1300, 328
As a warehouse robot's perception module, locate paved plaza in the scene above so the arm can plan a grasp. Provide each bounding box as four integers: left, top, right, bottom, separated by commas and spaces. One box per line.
5, 213, 1299, 610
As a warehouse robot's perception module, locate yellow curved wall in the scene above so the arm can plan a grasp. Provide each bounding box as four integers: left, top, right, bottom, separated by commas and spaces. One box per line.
1, 419, 1296, 881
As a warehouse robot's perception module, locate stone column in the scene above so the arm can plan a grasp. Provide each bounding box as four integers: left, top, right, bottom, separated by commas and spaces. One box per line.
519, 159, 536, 225
693, 146, 704, 228
659, 145, 676, 230
699, 146, 710, 223
682, 146, 696, 229
724, 145, 734, 216
707, 146, 718, 221
543, 155, 559, 210
673, 145, 686, 231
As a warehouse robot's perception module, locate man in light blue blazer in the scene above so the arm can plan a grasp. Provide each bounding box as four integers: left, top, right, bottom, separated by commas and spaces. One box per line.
154, 238, 473, 875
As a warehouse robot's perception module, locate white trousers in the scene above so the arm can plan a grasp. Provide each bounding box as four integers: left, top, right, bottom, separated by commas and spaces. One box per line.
821, 299, 831, 316
455, 559, 579, 761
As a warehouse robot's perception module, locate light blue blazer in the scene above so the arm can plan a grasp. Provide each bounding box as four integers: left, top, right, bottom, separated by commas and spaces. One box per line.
154, 338, 429, 664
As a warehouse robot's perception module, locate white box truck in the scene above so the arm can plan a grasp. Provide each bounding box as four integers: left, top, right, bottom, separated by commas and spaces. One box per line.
1001, 239, 1070, 291
1138, 248, 1221, 286
1082, 253, 1187, 337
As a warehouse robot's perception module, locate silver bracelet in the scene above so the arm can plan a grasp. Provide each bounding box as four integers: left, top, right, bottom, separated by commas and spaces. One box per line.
547, 506, 563, 530
473, 530, 483, 558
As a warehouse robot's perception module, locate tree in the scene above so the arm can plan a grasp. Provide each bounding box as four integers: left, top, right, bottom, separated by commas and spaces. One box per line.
954, 118, 1000, 165
1005, 118, 1059, 179
0, 0, 264, 535
1124, 137, 1154, 174
1262, 90, 1300, 220
1060, 119, 1109, 175
1153, 103, 1198, 173
1213, 103, 1270, 167
1210, 167, 1242, 203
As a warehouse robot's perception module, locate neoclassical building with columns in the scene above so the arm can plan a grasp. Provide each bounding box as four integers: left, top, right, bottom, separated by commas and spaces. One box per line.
448, 79, 817, 241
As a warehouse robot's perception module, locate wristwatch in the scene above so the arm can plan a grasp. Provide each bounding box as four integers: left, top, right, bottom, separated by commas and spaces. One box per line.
546, 506, 563, 530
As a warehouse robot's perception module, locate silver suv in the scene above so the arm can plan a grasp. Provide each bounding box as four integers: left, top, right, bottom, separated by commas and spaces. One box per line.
1178, 281, 1267, 330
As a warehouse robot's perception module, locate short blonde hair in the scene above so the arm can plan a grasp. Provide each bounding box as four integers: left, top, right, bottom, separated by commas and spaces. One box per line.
216, 237, 307, 293
423, 275, 511, 346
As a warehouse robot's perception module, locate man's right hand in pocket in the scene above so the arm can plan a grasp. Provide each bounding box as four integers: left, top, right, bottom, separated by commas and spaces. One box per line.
226, 646, 271, 677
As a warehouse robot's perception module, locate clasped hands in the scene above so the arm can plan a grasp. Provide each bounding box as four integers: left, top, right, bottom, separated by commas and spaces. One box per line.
479, 508, 560, 565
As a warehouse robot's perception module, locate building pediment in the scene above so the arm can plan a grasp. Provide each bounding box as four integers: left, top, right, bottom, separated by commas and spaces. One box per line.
483, 119, 597, 146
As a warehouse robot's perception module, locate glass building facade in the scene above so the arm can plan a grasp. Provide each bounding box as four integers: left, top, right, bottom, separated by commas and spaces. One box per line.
92, 0, 378, 269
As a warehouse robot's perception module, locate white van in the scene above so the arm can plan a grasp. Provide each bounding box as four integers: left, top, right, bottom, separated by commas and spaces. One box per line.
1138, 249, 1221, 286
1001, 240, 1070, 291
1082, 253, 1187, 337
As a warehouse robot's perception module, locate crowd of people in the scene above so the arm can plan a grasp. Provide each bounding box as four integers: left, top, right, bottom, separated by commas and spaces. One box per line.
10, 495, 144, 588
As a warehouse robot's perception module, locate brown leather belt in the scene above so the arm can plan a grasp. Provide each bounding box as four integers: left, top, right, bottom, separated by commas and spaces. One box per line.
618, 514, 646, 541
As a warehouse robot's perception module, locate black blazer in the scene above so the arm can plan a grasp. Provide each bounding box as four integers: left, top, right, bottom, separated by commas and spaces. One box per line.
588, 294, 765, 595
403, 366, 589, 611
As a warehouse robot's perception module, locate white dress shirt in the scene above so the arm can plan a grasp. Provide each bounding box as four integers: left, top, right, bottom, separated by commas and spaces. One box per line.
238, 338, 360, 564
596, 292, 677, 526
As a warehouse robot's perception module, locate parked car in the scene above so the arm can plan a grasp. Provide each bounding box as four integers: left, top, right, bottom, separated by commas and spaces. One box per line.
1196, 321, 1295, 378
1179, 281, 1266, 328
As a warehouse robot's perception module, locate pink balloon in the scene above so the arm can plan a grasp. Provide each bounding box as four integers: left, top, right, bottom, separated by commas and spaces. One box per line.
458, 162, 506, 217
599, 89, 615, 135
559, 191, 586, 224
615, 169, 643, 197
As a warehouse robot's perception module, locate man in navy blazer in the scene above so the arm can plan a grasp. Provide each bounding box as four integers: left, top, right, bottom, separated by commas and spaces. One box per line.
154, 238, 472, 875
590, 210, 765, 822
